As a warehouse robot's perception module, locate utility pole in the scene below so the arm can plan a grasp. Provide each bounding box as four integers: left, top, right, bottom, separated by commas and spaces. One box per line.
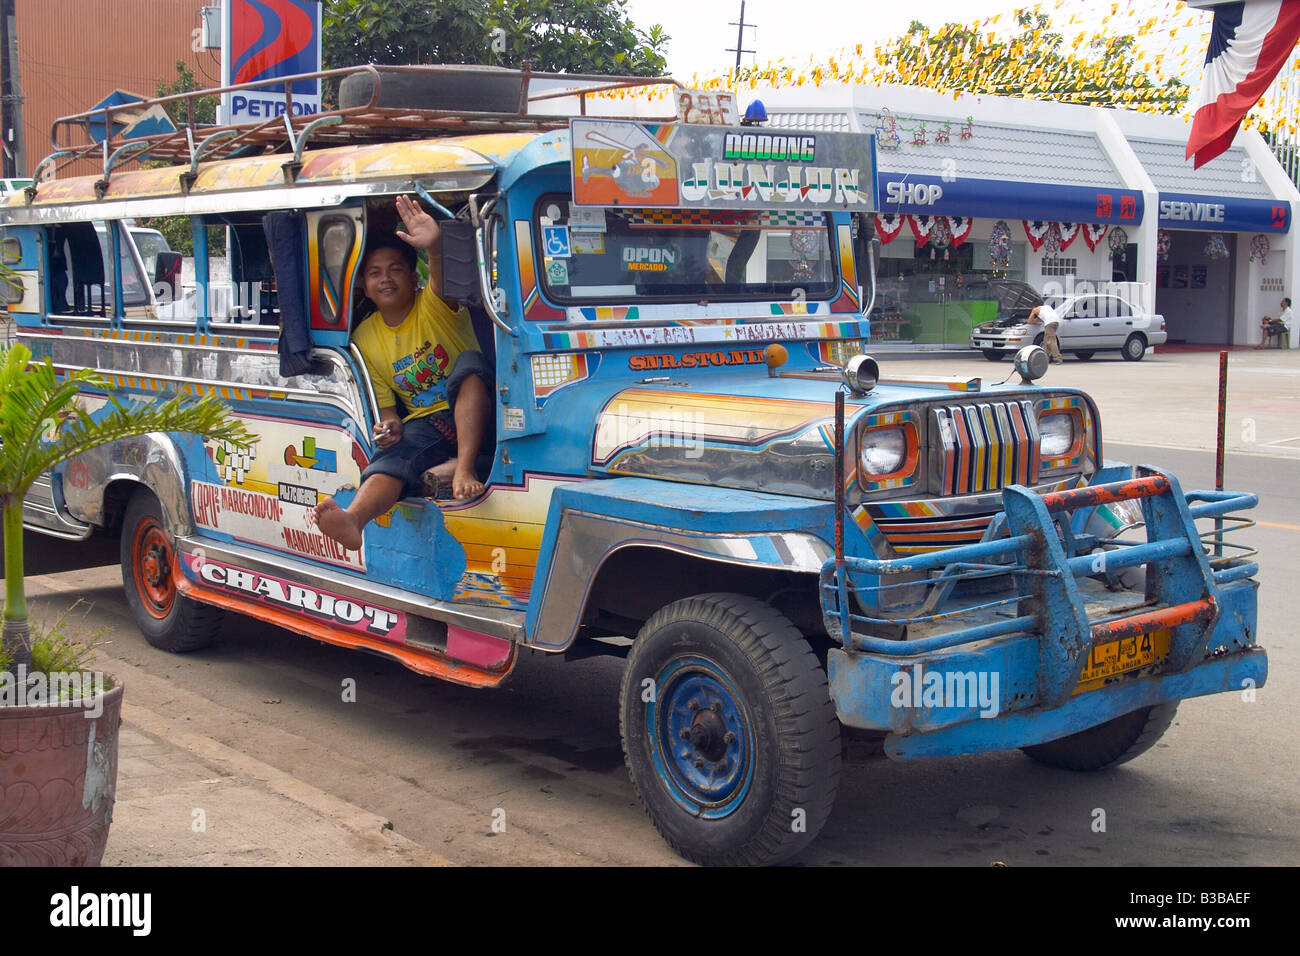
726, 1, 755, 74
0, 0, 19, 178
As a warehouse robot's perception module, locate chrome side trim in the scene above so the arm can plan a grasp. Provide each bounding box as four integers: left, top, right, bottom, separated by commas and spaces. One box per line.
21, 475, 93, 540
175, 537, 526, 642
17, 331, 366, 425
530, 509, 831, 651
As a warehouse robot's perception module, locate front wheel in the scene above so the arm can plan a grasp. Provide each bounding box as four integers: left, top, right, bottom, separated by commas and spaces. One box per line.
619, 593, 841, 866
1122, 334, 1147, 361
981, 349, 1005, 362
1021, 703, 1178, 771
121, 491, 224, 652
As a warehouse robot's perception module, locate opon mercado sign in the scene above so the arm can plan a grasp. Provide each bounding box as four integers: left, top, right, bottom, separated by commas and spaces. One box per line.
570, 119, 878, 212
220, 0, 322, 124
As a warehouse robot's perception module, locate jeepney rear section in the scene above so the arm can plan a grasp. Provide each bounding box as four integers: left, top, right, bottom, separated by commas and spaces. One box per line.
820, 463, 1266, 755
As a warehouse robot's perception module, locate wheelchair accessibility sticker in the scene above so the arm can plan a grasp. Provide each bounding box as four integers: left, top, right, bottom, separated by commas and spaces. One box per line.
543, 225, 572, 258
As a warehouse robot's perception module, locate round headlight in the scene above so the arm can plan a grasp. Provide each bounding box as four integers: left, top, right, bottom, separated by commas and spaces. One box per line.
860, 427, 907, 476
1013, 345, 1049, 383
1039, 413, 1077, 458
842, 353, 879, 393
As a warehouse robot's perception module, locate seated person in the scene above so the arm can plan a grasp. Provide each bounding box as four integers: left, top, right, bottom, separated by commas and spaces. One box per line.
312, 195, 491, 551
1258, 297, 1293, 347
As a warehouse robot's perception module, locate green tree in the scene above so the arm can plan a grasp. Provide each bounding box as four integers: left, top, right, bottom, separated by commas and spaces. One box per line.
321, 0, 667, 76
0, 341, 250, 671
322, 0, 489, 69
489, 0, 668, 75
153, 60, 218, 127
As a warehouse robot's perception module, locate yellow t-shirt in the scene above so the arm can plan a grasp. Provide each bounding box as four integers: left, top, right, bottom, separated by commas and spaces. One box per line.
352, 282, 481, 421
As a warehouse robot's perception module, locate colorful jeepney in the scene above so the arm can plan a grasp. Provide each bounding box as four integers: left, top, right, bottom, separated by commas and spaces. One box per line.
5, 67, 1266, 865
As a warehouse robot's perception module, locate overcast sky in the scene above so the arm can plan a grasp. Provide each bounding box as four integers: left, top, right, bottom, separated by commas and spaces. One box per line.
622, 0, 1030, 80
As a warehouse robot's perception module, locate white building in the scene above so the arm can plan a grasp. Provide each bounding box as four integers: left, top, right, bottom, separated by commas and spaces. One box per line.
755, 83, 1300, 350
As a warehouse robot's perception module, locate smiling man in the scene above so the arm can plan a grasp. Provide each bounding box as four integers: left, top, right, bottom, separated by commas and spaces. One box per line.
312, 195, 492, 551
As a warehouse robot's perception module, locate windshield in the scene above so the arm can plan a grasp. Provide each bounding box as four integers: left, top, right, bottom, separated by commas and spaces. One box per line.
536, 198, 837, 303
131, 229, 170, 277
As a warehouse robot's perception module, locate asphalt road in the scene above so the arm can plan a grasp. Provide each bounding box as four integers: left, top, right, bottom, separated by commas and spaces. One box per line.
10, 438, 1295, 867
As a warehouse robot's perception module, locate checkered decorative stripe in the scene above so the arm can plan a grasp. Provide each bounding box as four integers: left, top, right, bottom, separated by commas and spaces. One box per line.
214, 440, 257, 485
820, 339, 863, 366
625, 210, 824, 229
532, 354, 580, 389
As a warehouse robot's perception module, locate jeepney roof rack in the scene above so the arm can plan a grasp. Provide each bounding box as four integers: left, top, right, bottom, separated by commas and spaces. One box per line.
38, 63, 680, 186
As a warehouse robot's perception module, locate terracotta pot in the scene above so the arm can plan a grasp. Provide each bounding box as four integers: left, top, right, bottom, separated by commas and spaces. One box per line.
0, 680, 123, 866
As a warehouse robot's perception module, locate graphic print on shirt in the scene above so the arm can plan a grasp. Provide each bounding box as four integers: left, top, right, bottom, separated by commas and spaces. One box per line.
393, 339, 451, 410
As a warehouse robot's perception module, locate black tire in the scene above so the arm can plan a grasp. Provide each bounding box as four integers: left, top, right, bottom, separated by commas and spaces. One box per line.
1122, 334, 1147, 361
1074, 351, 1095, 361
981, 349, 1005, 362
120, 491, 223, 652
619, 593, 841, 866
338, 67, 521, 113
1021, 702, 1178, 771
1034, 333, 1044, 346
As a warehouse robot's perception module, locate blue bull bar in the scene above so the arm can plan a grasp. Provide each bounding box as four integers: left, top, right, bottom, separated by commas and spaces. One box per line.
819, 466, 1266, 748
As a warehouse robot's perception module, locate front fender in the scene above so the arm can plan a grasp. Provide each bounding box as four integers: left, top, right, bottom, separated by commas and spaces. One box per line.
62, 432, 194, 537
525, 477, 833, 651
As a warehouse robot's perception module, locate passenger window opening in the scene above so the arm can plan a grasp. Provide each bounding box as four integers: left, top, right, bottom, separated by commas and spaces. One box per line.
224, 221, 280, 329
318, 215, 356, 328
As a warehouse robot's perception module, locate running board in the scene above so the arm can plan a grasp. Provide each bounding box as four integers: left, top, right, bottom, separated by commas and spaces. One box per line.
172, 537, 525, 688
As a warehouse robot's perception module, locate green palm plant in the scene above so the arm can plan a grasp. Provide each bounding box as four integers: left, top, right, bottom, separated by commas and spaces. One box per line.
0, 341, 252, 672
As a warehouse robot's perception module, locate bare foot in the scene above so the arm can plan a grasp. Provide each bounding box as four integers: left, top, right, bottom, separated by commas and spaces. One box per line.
312, 498, 363, 550
451, 460, 484, 500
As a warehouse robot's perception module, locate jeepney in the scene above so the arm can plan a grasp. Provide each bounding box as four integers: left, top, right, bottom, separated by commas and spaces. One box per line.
4, 66, 1266, 866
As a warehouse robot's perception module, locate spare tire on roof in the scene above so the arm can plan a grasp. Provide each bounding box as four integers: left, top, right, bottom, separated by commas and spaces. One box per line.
338, 66, 523, 114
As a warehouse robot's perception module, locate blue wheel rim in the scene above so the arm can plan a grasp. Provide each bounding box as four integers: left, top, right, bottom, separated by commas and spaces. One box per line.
646, 656, 754, 820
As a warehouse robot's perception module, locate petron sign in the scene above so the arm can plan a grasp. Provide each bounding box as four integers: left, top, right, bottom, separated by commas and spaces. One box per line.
1157, 191, 1291, 233
220, 0, 322, 124
570, 119, 879, 211
877, 172, 1144, 226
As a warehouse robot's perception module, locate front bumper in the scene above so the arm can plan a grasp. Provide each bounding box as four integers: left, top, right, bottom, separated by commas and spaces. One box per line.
971, 331, 1030, 351
820, 466, 1266, 755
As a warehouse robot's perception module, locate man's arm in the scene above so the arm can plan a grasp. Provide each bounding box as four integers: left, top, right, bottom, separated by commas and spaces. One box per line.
395, 194, 445, 300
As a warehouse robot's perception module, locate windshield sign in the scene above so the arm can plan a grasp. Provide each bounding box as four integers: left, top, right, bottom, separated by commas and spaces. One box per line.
570, 120, 877, 211
536, 199, 837, 303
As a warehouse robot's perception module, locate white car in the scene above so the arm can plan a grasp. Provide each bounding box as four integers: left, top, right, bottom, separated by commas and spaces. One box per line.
971, 291, 1167, 362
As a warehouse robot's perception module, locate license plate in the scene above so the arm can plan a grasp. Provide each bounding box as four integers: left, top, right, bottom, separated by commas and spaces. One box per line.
976, 340, 993, 347
1074, 628, 1171, 692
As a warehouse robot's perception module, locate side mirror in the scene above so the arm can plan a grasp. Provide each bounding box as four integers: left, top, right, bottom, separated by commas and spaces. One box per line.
440, 221, 481, 305
154, 250, 182, 304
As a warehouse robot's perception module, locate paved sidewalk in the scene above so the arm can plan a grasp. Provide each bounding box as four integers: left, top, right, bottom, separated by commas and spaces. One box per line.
14, 569, 451, 867
105, 700, 453, 866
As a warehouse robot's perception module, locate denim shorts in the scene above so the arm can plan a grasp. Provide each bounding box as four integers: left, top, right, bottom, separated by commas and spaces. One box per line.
359, 349, 492, 497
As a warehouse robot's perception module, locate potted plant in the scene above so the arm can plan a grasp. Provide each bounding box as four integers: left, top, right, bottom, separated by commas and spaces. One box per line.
0, 340, 249, 865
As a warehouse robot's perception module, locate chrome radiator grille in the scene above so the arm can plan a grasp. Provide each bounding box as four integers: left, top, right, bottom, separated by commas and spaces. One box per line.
932, 401, 1040, 496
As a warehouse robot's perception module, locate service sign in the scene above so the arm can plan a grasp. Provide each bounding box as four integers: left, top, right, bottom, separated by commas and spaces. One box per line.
220, 0, 322, 123
570, 120, 878, 212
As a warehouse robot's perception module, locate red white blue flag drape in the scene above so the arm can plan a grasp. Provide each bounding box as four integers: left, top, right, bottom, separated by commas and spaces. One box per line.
1186, 0, 1300, 168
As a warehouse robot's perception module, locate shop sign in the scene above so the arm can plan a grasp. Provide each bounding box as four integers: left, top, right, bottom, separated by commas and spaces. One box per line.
1157, 192, 1290, 233
876, 172, 1145, 226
